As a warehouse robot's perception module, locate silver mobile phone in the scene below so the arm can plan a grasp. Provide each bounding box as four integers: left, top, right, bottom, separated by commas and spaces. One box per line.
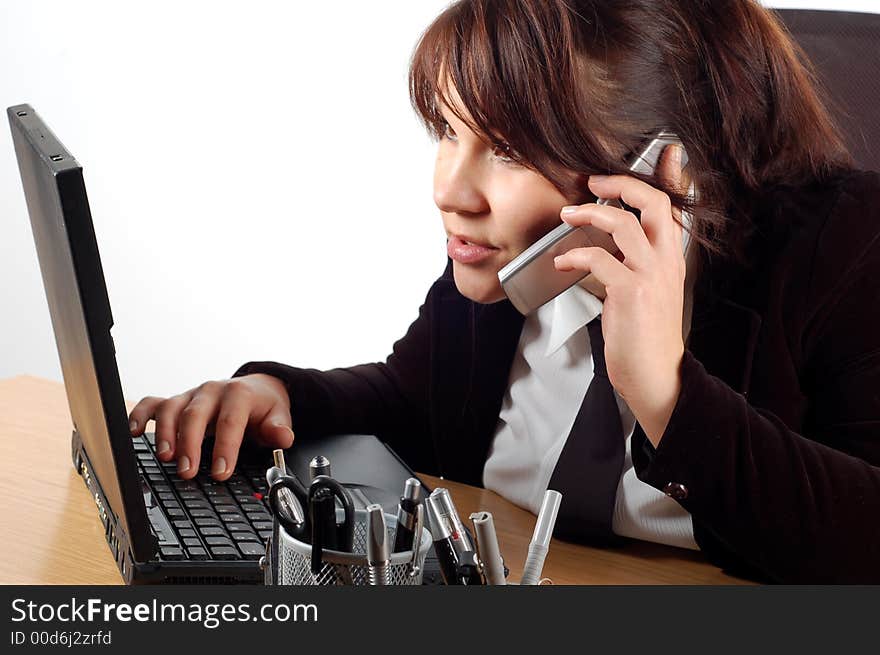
498, 130, 689, 315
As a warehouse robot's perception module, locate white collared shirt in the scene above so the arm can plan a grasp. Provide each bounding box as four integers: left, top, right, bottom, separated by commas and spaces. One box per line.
482, 191, 700, 551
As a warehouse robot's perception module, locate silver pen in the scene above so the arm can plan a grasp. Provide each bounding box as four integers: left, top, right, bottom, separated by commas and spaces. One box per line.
520, 490, 562, 585
366, 504, 390, 586
408, 504, 426, 579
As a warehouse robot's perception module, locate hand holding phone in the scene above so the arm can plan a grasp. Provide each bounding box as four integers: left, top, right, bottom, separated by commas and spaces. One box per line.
498, 130, 689, 315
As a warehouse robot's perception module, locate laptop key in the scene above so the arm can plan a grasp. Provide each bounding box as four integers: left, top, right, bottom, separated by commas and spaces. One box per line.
183, 538, 203, 547
258, 530, 273, 540
232, 532, 261, 543
215, 504, 243, 513
225, 523, 252, 533
238, 542, 264, 559
166, 508, 186, 518
173, 520, 194, 530
186, 547, 209, 560
194, 517, 222, 528
219, 513, 247, 524
190, 509, 217, 519
178, 528, 197, 539
160, 546, 184, 561
184, 501, 213, 511
210, 547, 240, 560
253, 521, 274, 531
205, 536, 234, 547
199, 526, 227, 537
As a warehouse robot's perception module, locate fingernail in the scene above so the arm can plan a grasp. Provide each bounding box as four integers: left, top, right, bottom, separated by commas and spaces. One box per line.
129, 419, 138, 434
177, 455, 191, 475
554, 255, 562, 265
590, 175, 608, 182
212, 457, 227, 476
673, 145, 683, 166
157, 440, 170, 455
561, 205, 578, 215
286, 426, 296, 443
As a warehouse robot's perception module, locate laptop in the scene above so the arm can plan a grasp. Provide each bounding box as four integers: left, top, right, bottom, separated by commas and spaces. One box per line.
8, 104, 442, 584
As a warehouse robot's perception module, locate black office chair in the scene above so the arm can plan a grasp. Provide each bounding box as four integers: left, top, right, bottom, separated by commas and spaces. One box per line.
775, 9, 880, 173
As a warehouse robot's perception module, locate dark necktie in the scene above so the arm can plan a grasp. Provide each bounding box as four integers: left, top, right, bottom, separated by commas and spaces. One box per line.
547, 315, 625, 543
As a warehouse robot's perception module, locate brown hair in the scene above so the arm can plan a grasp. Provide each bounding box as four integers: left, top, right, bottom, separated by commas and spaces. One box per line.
408, 0, 855, 263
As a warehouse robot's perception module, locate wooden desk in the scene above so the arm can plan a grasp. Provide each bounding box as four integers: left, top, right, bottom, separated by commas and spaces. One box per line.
0, 375, 752, 585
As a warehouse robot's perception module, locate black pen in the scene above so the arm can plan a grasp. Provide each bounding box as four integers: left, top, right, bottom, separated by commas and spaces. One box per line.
309, 455, 331, 480
393, 478, 422, 553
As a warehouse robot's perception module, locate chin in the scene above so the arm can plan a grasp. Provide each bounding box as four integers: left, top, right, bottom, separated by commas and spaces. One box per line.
452, 262, 507, 304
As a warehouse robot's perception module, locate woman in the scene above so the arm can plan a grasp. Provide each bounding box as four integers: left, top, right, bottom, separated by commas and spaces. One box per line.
128, 0, 880, 582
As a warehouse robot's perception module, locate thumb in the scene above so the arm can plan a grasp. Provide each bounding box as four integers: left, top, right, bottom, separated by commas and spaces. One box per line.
663, 144, 684, 189
258, 407, 295, 448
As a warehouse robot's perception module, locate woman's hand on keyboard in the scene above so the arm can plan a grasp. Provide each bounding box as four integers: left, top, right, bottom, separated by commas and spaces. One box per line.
127, 374, 295, 481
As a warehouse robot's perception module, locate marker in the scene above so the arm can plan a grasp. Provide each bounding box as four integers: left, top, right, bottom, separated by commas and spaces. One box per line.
520, 490, 562, 585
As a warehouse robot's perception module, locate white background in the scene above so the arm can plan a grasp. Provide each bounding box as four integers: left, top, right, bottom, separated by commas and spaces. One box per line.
0, 0, 875, 402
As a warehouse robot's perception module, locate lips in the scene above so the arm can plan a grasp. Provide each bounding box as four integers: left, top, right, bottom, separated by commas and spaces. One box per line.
451, 233, 496, 249
447, 235, 499, 264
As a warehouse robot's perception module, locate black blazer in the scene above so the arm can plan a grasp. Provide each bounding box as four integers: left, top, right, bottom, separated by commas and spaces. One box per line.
235, 168, 880, 583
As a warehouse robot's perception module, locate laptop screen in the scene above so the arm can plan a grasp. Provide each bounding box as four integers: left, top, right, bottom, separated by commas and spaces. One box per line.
8, 105, 152, 561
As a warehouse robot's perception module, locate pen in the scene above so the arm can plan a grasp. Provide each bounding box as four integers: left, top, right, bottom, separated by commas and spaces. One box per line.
366, 504, 390, 585
519, 489, 562, 585
469, 511, 507, 585
393, 477, 422, 553
425, 488, 484, 585
408, 503, 425, 579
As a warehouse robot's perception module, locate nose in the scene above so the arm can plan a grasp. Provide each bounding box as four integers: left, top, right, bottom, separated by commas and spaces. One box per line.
433, 150, 490, 216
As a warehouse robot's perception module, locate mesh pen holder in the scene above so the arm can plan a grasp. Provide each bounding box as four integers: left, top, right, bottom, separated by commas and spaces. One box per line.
272, 509, 432, 586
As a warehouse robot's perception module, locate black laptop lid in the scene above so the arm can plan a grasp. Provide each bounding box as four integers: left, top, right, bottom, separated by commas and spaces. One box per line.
8, 104, 153, 561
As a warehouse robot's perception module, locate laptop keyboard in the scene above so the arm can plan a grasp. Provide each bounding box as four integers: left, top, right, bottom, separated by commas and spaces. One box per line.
133, 433, 273, 562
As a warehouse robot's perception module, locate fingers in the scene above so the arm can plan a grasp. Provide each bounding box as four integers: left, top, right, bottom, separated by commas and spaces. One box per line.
175, 382, 225, 479
258, 408, 295, 449
660, 145, 686, 249
560, 203, 653, 270
587, 162, 680, 253
554, 245, 631, 290
209, 381, 293, 480
128, 396, 163, 437
208, 380, 255, 480
152, 392, 193, 461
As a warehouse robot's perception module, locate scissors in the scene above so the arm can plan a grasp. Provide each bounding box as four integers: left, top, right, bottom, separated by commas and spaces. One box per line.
266, 466, 311, 541
308, 475, 356, 575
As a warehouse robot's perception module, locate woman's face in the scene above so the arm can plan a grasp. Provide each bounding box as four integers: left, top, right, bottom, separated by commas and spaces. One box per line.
433, 84, 578, 304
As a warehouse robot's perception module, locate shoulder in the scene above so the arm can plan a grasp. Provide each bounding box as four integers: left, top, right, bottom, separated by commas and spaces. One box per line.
798, 169, 880, 301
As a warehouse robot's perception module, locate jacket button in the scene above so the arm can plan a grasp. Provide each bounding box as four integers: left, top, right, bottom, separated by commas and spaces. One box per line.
663, 482, 688, 500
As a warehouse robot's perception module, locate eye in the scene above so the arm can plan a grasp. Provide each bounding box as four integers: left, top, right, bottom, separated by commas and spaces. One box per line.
492, 142, 518, 164
439, 119, 456, 141
439, 118, 521, 165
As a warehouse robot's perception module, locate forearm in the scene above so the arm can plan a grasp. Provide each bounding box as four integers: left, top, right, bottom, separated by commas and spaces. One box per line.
631, 351, 880, 583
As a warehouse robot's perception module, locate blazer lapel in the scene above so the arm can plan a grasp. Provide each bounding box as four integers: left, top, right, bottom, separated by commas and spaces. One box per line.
429, 280, 525, 485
